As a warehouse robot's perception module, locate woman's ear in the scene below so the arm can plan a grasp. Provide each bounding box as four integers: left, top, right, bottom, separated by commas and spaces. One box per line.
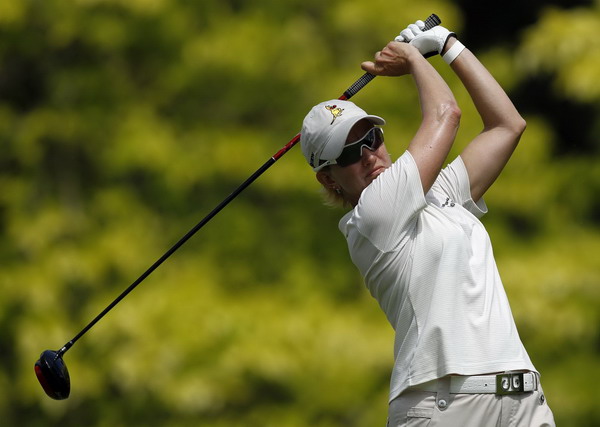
316, 170, 337, 190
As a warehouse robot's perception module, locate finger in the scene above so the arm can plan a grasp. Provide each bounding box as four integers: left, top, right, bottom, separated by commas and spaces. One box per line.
394, 34, 406, 43
378, 48, 392, 61
373, 50, 385, 61
380, 44, 399, 58
400, 28, 414, 42
362, 59, 389, 76
360, 61, 376, 73
408, 23, 422, 35
415, 20, 425, 30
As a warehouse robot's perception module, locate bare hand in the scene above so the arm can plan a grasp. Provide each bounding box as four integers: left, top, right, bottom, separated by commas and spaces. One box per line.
360, 42, 421, 76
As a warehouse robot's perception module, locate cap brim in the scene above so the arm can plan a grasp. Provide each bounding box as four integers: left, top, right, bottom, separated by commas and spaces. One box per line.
320, 115, 386, 160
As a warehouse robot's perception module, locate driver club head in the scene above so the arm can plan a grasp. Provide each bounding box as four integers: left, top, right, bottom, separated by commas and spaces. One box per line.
34, 350, 70, 400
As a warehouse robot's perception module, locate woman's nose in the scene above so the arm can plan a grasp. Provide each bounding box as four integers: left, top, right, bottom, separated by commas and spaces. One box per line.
361, 146, 377, 164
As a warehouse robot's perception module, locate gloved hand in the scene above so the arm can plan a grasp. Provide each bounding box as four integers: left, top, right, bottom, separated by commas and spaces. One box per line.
395, 20, 456, 58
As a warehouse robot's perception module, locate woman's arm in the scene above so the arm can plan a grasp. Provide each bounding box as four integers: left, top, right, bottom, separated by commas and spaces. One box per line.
444, 38, 527, 202
361, 42, 461, 194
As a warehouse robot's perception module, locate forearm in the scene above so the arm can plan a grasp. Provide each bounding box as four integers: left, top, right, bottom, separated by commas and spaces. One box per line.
444, 37, 526, 201
445, 38, 526, 133
407, 53, 462, 192
411, 51, 458, 124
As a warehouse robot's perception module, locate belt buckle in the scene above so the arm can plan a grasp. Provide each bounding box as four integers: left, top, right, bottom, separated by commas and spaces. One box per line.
496, 373, 525, 395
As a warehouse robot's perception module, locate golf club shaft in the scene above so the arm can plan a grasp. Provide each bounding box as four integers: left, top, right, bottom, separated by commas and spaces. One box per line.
57, 14, 441, 357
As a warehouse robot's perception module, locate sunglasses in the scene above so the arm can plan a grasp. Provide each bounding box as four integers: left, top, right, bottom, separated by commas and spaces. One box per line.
315, 127, 384, 171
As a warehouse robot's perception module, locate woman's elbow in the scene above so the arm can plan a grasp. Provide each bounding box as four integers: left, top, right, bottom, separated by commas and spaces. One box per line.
440, 102, 462, 128
492, 115, 526, 143
512, 116, 527, 136
502, 112, 526, 137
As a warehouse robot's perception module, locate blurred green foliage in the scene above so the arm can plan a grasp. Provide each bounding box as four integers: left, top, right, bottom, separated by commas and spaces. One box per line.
1, 1, 598, 426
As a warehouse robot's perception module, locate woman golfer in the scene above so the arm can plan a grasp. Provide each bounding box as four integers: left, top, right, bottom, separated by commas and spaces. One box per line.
300, 21, 555, 426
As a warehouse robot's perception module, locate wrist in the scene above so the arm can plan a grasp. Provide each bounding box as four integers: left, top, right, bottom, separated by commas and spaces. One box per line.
406, 46, 429, 72
442, 39, 466, 65
441, 35, 458, 56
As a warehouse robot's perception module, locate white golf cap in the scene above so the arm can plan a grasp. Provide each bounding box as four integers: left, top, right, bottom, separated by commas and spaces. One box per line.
300, 100, 385, 171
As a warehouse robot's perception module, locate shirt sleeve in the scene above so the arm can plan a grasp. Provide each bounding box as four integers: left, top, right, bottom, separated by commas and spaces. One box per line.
342, 151, 428, 252
433, 155, 488, 218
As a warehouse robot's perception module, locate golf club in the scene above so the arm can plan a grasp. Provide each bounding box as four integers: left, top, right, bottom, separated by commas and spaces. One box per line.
35, 14, 441, 400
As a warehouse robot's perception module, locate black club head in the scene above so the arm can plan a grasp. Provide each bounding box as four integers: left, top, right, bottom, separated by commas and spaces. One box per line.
34, 350, 70, 400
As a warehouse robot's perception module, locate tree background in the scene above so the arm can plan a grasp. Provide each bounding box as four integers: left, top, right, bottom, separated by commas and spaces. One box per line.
1, 0, 598, 426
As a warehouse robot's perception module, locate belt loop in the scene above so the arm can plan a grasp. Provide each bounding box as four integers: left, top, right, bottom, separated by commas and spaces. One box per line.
436, 377, 451, 411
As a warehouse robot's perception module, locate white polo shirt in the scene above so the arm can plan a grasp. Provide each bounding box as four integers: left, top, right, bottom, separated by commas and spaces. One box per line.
339, 151, 536, 401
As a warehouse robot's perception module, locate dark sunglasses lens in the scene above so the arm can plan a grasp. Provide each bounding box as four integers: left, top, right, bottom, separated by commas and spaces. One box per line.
336, 144, 362, 167
336, 128, 383, 167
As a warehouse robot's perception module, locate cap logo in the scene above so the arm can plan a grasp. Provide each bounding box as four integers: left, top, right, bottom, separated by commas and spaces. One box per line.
325, 105, 344, 125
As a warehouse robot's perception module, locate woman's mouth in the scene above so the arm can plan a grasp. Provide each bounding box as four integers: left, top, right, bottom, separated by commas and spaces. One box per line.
367, 166, 385, 179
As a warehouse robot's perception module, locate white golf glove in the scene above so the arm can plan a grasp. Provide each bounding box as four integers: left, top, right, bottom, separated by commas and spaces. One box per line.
395, 20, 456, 58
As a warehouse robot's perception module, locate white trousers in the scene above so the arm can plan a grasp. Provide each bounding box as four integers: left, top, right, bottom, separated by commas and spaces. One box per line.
387, 376, 555, 427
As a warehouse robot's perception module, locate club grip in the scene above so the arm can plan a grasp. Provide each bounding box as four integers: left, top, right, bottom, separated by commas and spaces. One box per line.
341, 13, 441, 100
422, 14, 441, 31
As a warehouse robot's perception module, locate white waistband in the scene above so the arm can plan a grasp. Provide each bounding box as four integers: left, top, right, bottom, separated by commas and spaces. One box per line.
412, 372, 538, 395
